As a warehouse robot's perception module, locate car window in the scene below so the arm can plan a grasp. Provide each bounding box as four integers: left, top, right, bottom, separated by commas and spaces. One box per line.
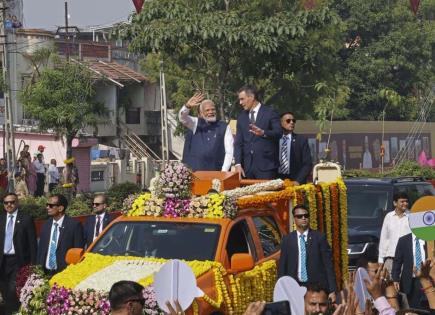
252, 216, 282, 257
91, 221, 221, 261
347, 185, 391, 218
226, 219, 257, 262
394, 184, 435, 208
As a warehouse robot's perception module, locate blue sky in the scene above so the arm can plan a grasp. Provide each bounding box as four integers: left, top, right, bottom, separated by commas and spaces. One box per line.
23, 0, 135, 30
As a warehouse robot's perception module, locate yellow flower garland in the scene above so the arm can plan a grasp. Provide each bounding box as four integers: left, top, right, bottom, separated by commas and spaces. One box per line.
337, 178, 349, 284
320, 183, 332, 245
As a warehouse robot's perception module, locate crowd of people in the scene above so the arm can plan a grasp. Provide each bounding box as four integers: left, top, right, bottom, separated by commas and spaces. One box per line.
0, 192, 113, 314
0, 144, 80, 198
180, 85, 313, 184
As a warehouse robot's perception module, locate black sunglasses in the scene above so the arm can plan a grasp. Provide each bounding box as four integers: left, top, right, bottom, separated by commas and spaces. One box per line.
125, 298, 145, 307
46, 203, 59, 208
3, 200, 16, 205
93, 202, 104, 206
285, 118, 296, 123
294, 213, 309, 219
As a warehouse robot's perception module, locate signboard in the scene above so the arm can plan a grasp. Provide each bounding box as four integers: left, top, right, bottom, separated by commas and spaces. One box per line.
409, 196, 435, 241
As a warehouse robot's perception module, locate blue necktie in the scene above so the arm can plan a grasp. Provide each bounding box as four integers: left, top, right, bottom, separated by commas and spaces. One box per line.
415, 237, 422, 271
3, 214, 14, 253
48, 223, 58, 270
300, 234, 308, 282
279, 136, 289, 174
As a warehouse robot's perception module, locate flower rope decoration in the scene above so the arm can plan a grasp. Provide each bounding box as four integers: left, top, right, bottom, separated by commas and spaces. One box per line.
320, 183, 332, 245
330, 183, 342, 289
337, 178, 349, 284
316, 186, 325, 233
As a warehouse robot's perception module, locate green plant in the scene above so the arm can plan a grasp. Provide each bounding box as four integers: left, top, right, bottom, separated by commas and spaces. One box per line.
107, 182, 142, 212
67, 196, 92, 217
16, 196, 48, 220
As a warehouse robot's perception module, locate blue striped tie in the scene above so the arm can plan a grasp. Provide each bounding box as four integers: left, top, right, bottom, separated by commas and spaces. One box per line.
3, 215, 14, 253
415, 237, 422, 271
280, 136, 289, 174
300, 234, 308, 282
48, 223, 58, 270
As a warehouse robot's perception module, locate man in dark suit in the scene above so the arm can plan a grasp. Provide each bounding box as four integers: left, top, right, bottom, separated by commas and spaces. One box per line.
37, 194, 83, 275
0, 193, 37, 315
392, 232, 426, 308
83, 194, 114, 249
234, 85, 282, 179
278, 204, 337, 302
278, 112, 312, 184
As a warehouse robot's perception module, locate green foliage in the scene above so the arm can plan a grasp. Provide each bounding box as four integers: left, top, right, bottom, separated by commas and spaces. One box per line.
344, 161, 435, 179
67, 196, 93, 217
21, 60, 108, 157
16, 196, 48, 220
107, 182, 142, 211
118, 0, 343, 119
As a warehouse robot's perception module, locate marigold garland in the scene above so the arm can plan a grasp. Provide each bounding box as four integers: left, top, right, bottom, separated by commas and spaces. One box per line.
316, 186, 325, 233
320, 183, 332, 245
330, 183, 342, 289
337, 178, 349, 284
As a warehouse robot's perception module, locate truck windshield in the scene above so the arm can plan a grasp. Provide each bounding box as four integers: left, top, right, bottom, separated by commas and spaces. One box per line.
347, 186, 391, 219
91, 221, 221, 261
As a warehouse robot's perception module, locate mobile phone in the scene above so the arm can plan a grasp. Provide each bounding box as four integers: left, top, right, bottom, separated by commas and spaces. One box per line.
261, 300, 291, 315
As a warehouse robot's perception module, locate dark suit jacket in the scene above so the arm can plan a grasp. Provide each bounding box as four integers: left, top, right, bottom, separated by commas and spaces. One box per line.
0, 210, 37, 269
278, 229, 337, 293
392, 233, 425, 294
83, 212, 114, 248
234, 104, 281, 178
279, 133, 312, 184
37, 215, 84, 272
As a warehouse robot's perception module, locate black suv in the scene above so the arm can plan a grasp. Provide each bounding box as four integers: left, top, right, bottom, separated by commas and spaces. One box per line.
345, 177, 435, 269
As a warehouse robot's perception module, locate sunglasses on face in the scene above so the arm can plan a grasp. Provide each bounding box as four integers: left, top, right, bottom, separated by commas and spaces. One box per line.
93, 202, 104, 206
46, 203, 59, 208
294, 213, 309, 219
285, 118, 296, 123
3, 200, 16, 205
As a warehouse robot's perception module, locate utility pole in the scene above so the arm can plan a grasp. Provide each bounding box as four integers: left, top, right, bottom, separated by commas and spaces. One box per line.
0, 0, 16, 191
159, 61, 169, 167
65, 0, 69, 60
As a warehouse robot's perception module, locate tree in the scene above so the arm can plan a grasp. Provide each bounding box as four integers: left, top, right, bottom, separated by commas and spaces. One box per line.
21, 60, 108, 158
117, 0, 343, 119
333, 0, 435, 121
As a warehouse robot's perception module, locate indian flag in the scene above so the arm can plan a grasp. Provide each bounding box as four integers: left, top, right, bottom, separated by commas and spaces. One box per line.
408, 210, 435, 241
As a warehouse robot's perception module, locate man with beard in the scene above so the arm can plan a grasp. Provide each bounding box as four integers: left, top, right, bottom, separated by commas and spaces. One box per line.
304, 284, 329, 315
180, 92, 233, 171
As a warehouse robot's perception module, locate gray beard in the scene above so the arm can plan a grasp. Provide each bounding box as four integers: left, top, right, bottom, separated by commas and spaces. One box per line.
204, 116, 217, 123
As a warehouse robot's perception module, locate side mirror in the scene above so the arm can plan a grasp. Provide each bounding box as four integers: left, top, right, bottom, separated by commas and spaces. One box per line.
66, 248, 84, 265
230, 253, 254, 273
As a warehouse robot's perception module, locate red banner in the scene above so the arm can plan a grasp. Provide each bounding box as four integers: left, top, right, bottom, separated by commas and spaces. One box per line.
132, 0, 144, 13
410, 0, 420, 15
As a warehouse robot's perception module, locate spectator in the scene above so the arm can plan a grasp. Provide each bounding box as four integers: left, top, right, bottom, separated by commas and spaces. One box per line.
14, 174, 29, 200
33, 154, 45, 197
417, 259, 435, 312
356, 245, 380, 281
36, 194, 83, 275
392, 232, 427, 308
378, 192, 411, 272
33, 145, 45, 162
47, 159, 60, 192
20, 145, 31, 162
0, 158, 8, 192
0, 193, 37, 315
20, 152, 36, 196
304, 283, 330, 315
234, 85, 281, 179
278, 204, 337, 302
364, 267, 398, 315
179, 92, 234, 171
109, 280, 144, 315
83, 194, 114, 249
278, 112, 312, 184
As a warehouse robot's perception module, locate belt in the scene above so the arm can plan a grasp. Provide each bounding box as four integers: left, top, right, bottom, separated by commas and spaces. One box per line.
3, 254, 16, 257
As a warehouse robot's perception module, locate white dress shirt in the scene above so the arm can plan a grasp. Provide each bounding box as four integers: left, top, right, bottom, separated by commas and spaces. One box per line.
178, 105, 234, 171
48, 164, 60, 184
4, 210, 18, 254
279, 133, 292, 174
33, 160, 46, 174
45, 215, 65, 269
297, 229, 309, 281
249, 103, 262, 122
378, 210, 411, 263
